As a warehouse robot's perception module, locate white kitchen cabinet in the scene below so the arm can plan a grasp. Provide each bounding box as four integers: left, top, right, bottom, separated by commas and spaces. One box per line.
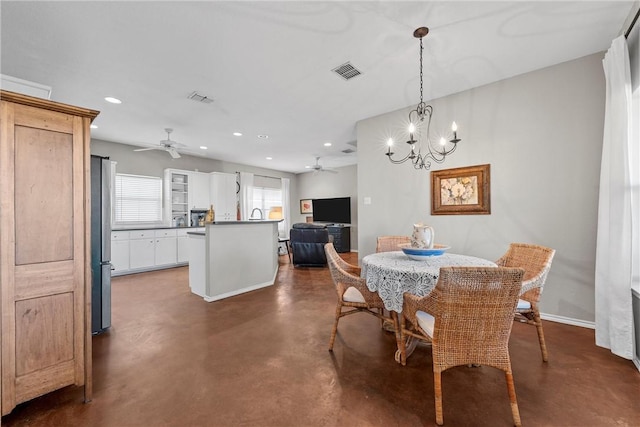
164, 169, 189, 227
155, 229, 177, 266
111, 231, 130, 275
210, 172, 237, 221
129, 230, 155, 269
110, 227, 203, 275
177, 233, 189, 264
188, 171, 211, 210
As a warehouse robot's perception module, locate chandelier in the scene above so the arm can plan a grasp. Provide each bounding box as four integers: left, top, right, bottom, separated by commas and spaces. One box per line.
385, 27, 461, 170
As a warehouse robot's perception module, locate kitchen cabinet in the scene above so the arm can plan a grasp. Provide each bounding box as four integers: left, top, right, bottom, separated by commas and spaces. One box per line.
154, 229, 177, 266
0, 90, 98, 415
111, 231, 130, 274
111, 227, 202, 275
164, 170, 189, 227
210, 172, 237, 221
177, 229, 190, 264
188, 171, 210, 210
129, 230, 155, 270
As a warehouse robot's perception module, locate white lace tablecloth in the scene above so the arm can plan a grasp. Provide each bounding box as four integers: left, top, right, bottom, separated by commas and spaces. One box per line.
361, 251, 497, 313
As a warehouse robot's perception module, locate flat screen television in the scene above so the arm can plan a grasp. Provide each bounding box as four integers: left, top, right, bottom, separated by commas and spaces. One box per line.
312, 197, 351, 225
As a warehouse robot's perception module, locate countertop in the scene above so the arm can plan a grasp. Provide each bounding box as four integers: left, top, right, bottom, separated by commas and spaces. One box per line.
113, 220, 281, 232
112, 225, 204, 232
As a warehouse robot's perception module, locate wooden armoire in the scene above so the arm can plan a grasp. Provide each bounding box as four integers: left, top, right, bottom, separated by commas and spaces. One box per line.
0, 90, 99, 415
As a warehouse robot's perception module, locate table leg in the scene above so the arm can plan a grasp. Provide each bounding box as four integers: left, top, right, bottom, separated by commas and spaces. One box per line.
392, 311, 419, 365
392, 312, 406, 365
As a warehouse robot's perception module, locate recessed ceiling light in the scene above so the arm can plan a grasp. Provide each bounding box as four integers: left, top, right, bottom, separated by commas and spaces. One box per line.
305, 165, 311, 169
104, 96, 121, 104
257, 134, 269, 139
90, 124, 98, 129
324, 142, 332, 147
200, 146, 208, 150
266, 157, 273, 160
233, 132, 242, 136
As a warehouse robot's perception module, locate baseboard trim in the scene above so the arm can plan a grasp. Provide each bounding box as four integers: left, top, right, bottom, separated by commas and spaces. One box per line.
203, 268, 278, 303
541, 312, 595, 329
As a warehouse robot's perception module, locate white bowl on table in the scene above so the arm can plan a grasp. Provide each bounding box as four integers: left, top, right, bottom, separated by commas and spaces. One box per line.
398, 243, 450, 260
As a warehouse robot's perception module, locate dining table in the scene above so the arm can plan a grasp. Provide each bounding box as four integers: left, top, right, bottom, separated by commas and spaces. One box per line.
361, 250, 497, 363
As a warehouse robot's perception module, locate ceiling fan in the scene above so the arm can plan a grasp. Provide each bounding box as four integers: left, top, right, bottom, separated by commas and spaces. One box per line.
134, 128, 183, 159
307, 156, 337, 174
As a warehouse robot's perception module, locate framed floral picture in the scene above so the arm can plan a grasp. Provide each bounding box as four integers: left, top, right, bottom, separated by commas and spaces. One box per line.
431, 164, 490, 215
300, 199, 313, 214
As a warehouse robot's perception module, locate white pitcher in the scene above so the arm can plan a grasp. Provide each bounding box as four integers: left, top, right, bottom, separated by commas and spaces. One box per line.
411, 223, 435, 249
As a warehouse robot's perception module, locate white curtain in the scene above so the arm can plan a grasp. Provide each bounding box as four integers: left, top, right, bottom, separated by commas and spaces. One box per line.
281, 177, 291, 238
239, 172, 254, 221
595, 35, 634, 359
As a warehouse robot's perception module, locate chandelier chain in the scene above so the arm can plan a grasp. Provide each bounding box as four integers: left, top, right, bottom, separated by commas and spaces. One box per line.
419, 36, 424, 106
384, 26, 461, 170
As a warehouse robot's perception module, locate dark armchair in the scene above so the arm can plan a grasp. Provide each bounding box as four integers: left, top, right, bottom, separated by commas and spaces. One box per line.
290, 223, 330, 267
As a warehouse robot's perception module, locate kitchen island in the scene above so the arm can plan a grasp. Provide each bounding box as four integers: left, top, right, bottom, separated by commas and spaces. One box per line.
188, 220, 281, 302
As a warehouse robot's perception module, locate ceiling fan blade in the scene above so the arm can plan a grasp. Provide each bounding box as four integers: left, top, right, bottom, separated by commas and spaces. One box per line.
324, 169, 338, 174
167, 147, 181, 159
134, 147, 162, 152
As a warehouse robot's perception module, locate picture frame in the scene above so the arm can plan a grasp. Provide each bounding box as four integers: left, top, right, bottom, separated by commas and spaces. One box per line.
300, 199, 313, 214
431, 164, 490, 215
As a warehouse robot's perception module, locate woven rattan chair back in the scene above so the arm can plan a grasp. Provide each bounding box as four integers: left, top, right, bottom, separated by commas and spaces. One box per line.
402, 266, 525, 426
324, 243, 390, 351
496, 243, 555, 361
375, 236, 410, 253
430, 267, 524, 370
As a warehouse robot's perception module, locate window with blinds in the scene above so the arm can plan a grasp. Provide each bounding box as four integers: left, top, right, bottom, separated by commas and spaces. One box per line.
252, 183, 283, 235
252, 187, 282, 217
114, 173, 163, 224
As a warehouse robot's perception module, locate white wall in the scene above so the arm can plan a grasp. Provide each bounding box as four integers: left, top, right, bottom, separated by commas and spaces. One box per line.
91, 139, 299, 221
296, 164, 358, 251
357, 53, 606, 323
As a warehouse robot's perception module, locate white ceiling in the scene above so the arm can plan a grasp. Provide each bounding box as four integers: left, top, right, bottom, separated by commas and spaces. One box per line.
1, 1, 634, 173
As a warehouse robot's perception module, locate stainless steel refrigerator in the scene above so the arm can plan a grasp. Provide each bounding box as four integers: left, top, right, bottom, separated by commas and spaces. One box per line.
91, 155, 112, 334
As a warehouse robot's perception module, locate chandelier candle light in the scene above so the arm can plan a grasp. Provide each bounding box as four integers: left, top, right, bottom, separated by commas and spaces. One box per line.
385, 27, 461, 170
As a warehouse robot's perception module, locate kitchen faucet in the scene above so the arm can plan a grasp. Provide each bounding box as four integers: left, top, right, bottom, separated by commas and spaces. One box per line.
250, 208, 263, 220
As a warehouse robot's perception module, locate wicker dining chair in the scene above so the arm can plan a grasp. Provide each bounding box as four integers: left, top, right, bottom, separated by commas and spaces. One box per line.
399, 266, 525, 426
376, 235, 411, 253
324, 243, 392, 351
496, 243, 556, 362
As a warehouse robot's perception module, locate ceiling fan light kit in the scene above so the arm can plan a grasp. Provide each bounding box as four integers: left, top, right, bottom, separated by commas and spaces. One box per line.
385, 26, 461, 171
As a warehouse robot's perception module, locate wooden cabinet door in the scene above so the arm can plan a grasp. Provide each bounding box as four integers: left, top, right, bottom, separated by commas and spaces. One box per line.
0, 93, 97, 415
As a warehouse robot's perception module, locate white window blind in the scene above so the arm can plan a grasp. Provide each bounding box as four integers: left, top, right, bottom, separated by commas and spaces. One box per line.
252, 186, 284, 235
252, 187, 282, 217
114, 173, 163, 223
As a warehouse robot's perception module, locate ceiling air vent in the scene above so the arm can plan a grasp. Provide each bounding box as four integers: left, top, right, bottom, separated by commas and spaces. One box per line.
188, 91, 214, 104
342, 140, 357, 153
331, 62, 362, 81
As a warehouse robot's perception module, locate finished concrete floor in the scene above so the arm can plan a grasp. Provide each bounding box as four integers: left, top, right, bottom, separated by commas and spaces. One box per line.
3, 253, 640, 426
